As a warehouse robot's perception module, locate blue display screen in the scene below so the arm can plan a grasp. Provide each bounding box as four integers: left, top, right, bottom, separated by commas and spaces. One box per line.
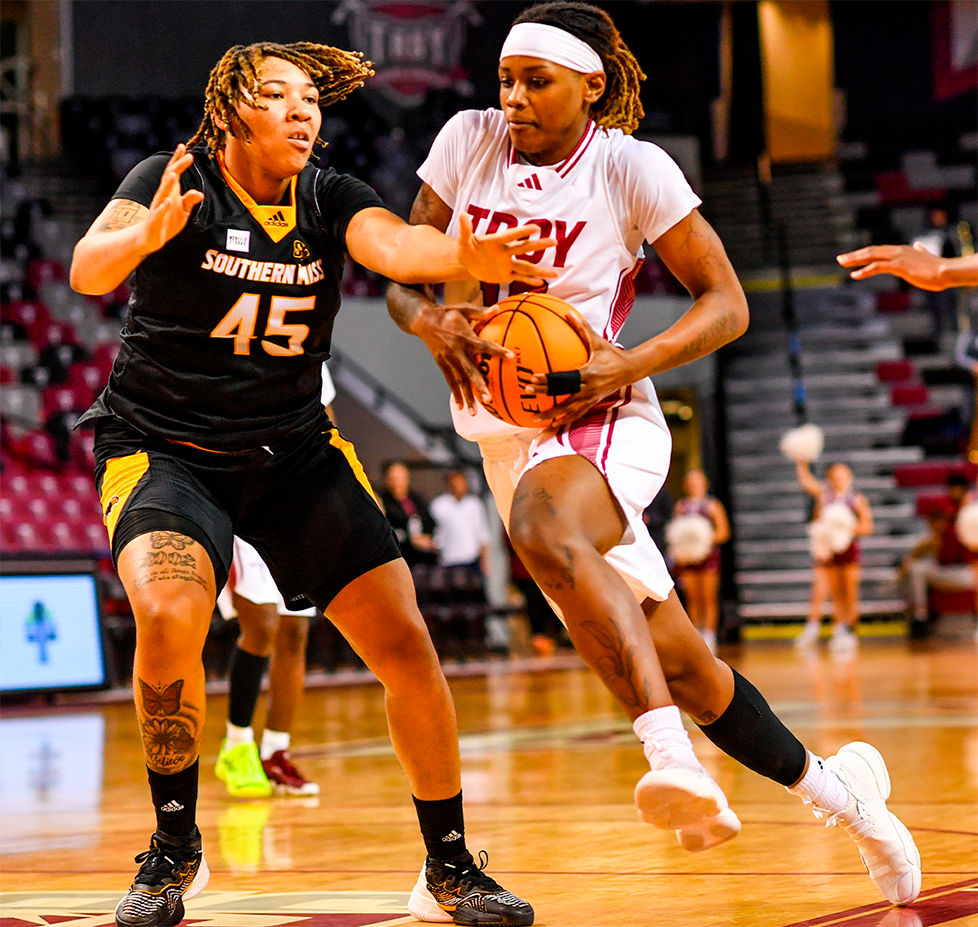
0, 573, 107, 693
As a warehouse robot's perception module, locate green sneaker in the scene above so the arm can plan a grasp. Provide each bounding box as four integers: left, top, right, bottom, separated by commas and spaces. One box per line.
214, 740, 273, 798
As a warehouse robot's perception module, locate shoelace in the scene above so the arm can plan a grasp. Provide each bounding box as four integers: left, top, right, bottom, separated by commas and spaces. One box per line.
810, 797, 874, 839
132, 843, 192, 885
443, 850, 501, 893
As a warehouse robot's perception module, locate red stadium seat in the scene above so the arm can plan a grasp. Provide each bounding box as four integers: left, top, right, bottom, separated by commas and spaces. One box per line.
890, 383, 928, 405
876, 360, 916, 382
876, 291, 912, 313
14, 429, 62, 470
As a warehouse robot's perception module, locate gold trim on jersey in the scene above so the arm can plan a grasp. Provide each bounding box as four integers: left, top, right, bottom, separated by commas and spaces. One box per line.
217, 152, 297, 244
100, 452, 150, 545
326, 427, 379, 505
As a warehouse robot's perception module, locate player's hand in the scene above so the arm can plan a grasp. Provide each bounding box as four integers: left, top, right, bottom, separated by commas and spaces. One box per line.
139, 145, 205, 255
836, 243, 947, 291
458, 212, 558, 286
413, 298, 512, 411
524, 312, 631, 427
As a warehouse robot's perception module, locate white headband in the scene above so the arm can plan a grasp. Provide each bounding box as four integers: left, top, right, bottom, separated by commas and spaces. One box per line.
499, 22, 604, 74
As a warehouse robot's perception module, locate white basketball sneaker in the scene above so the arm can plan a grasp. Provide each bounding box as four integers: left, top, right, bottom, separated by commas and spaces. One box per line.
820, 742, 921, 904
635, 743, 740, 851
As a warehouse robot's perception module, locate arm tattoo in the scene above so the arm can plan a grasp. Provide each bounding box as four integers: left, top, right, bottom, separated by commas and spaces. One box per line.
93, 199, 144, 232
131, 531, 208, 592
137, 677, 199, 769
409, 184, 448, 230
580, 618, 653, 710
670, 307, 740, 368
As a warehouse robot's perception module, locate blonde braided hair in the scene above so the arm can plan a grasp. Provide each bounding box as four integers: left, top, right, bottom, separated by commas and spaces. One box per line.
513, 2, 646, 135
187, 41, 373, 156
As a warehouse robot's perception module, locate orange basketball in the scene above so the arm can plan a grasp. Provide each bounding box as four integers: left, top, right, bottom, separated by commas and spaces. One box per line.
473, 292, 590, 428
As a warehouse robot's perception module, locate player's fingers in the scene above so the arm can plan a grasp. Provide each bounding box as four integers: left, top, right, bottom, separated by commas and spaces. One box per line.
165, 144, 187, 167
560, 309, 596, 351
510, 259, 558, 278
458, 211, 474, 245
489, 223, 542, 244
181, 190, 205, 213
468, 335, 512, 359
506, 236, 558, 256
849, 263, 885, 280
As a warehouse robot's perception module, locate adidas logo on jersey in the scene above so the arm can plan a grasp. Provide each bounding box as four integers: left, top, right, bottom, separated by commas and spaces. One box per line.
159, 800, 185, 813
517, 174, 542, 191
264, 210, 289, 227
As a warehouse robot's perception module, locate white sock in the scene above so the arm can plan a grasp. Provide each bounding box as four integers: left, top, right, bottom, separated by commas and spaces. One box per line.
632, 705, 700, 770
225, 721, 253, 748
787, 751, 850, 813
260, 728, 290, 761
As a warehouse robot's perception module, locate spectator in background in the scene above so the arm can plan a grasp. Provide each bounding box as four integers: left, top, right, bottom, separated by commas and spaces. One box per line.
430, 469, 492, 651
795, 461, 874, 651
431, 469, 490, 582
379, 461, 437, 566
671, 469, 730, 654
902, 474, 978, 634
915, 208, 960, 340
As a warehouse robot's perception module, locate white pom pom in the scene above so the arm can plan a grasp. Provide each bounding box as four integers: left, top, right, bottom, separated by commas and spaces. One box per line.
808, 519, 835, 562
780, 424, 824, 462
666, 513, 714, 565
809, 501, 857, 560
955, 501, 978, 551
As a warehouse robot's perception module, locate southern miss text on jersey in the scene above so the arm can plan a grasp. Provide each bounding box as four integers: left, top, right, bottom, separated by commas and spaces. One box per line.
84, 146, 383, 451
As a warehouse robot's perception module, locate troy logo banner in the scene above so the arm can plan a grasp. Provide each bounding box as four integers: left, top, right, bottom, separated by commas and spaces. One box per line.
332, 0, 480, 107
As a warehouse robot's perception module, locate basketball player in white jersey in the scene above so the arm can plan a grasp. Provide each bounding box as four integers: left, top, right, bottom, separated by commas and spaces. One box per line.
390, 1, 920, 909
213, 365, 338, 799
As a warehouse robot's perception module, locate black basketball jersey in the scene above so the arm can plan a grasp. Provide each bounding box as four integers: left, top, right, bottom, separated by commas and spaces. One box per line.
82, 147, 384, 451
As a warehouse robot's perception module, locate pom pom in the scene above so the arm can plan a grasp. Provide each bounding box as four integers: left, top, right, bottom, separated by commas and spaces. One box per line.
666, 513, 714, 565
955, 500, 978, 551
808, 501, 857, 561
780, 424, 824, 462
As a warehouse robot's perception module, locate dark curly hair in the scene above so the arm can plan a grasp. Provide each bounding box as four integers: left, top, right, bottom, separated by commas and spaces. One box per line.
512, 2, 645, 134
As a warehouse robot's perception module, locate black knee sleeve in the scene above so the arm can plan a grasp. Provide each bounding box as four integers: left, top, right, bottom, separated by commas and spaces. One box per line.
226, 647, 269, 729
696, 668, 807, 786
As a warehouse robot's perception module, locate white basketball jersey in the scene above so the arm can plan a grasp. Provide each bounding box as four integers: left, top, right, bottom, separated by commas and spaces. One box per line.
417, 108, 701, 440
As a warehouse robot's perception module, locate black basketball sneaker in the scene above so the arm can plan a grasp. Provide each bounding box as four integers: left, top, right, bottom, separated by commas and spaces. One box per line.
115, 828, 209, 927
408, 849, 534, 925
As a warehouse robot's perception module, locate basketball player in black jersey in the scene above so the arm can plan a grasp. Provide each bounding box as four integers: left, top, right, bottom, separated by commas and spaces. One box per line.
71, 42, 548, 927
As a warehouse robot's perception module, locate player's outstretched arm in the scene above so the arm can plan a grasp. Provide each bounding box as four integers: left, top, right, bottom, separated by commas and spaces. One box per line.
71, 145, 204, 295
385, 183, 520, 410
346, 206, 556, 286
836, 242, 978, 290
837, 243, 978, 291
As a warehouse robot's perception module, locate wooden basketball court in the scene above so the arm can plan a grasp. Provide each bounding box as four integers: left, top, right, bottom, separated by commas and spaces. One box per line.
2, 635, 976, 926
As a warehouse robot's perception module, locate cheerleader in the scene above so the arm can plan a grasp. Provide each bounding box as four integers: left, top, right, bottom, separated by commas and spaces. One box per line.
670, 469, 730, 653
796, 461, 874, 650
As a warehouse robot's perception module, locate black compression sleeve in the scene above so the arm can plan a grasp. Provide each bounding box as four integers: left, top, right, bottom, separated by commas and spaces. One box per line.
696, 668, 807, 786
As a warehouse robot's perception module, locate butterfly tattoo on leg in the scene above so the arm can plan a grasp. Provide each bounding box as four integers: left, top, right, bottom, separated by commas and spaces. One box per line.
137, 678, 198, 769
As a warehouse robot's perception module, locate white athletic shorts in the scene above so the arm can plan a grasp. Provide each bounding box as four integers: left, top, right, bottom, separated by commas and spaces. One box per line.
216, 536, 317, 619
471, 377, 675, 610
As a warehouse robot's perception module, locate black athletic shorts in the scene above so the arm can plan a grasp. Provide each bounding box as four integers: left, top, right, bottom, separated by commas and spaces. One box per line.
93, 415, 401, 609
